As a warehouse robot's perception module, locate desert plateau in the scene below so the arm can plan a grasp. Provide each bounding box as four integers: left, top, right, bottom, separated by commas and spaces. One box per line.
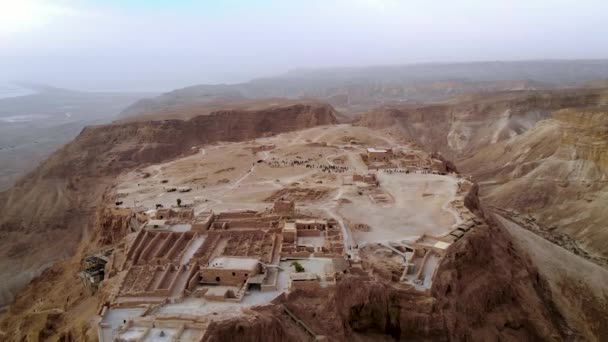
2, 1, 608, 341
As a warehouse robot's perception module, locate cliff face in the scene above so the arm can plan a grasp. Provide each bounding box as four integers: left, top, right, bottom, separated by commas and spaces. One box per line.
94, 207, 144, 246
553, 108, 608, 174
359, 88, 608, 158
459, 107, 608, 256
0, 103, 338, 309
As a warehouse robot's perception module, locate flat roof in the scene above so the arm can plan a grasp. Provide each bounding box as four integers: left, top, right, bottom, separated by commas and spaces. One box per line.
146, 219, 167, 226
367, 148, 388, 153
290, 272, 318, 281
295, 219, 327, 225
207, 257, 259, 271
433, 241, 451, 250
283, 221, 296, 231
169, 224, 191, 232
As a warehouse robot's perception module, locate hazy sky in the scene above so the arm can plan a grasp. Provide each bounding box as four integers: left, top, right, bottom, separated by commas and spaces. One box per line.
1, 0, 607, 91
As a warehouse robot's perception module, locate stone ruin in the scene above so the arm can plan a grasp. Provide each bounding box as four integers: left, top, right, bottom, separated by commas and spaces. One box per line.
111, 203, 345, 306
352, 173, 379, 186
272, 200, 295, 216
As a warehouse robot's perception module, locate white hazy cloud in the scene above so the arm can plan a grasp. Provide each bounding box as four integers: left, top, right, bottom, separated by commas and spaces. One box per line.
0, 0, 607, 91
0, 0, 94, 34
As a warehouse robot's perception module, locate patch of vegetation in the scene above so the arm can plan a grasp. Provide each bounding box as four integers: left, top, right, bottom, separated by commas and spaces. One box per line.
291, 261, 305, 273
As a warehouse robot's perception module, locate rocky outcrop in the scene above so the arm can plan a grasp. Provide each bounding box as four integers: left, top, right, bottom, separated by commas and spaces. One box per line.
430, 215, 572, 341
203, 306, 310, 342
94, 207, 144, 246
0, 102, 338, 309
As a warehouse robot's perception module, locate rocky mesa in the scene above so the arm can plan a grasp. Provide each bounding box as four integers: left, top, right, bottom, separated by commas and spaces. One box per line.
0, 103, 338, 309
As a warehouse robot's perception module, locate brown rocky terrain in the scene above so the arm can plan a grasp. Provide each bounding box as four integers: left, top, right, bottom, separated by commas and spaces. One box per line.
2, 84, 608, 341
359, 88, 608, 259
359, 88, 608, 159
458, 107, 608, 257
0, 102, 338, 310
4, 153, 607, 341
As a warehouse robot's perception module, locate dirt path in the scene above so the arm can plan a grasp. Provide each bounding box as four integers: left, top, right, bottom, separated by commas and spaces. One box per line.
229, 151, 270, 189
322, 207, 354, 258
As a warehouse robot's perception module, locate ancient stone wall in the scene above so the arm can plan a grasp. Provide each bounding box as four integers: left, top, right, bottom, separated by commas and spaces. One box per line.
200, 267, 258, 286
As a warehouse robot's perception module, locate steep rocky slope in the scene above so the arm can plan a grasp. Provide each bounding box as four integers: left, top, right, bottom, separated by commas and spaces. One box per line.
458, 107, 608, 257
0, 207, 138, 341
359, 88, 608, 159
0, 103, 338, 309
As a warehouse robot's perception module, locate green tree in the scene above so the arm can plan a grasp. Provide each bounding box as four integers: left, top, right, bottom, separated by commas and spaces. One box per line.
291, 261, 305, 273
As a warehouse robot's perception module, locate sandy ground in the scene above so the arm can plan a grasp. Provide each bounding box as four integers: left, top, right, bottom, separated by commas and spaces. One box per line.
339, 173, 458, 246
114, 121, 463, 256
115, 125, 372, 215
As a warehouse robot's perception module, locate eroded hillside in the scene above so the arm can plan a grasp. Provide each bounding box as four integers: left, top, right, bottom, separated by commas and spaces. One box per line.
459, 107, 608, 257
359, 88, 608, 158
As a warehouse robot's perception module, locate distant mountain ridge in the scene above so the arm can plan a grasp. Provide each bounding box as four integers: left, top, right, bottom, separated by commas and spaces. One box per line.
121, 59, 608, 118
